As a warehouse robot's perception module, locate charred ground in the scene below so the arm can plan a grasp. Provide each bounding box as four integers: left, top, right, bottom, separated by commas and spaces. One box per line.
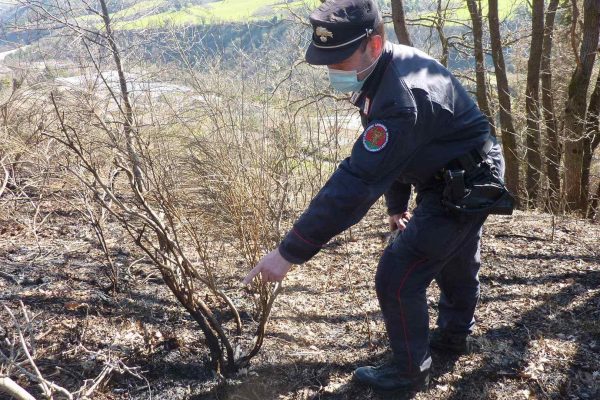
0, 201, 598, 400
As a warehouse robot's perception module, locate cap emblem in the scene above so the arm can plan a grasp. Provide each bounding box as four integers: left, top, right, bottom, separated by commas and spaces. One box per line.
316, 26, 334, 43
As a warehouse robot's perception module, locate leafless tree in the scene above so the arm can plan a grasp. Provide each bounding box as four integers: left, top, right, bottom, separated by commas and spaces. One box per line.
488, 0, 521, 206
582, 62, 600, 216
391, 0, 413, 46
541, 0, 561, 212
563, 0, 600, 212
466, 0, 496, 137
524, 0, 545, 207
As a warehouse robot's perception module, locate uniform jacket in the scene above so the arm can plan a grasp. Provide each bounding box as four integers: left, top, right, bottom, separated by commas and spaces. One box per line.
279, 42, 491, 264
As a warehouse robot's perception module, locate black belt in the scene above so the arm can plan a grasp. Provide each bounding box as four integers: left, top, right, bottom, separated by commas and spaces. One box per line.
440, 135, 514, 215
447, 136, 496, 172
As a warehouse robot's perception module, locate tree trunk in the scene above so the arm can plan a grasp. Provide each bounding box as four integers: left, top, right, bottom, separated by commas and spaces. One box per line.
541, 0, 561, 212
589, 181, 600, 220
524, 0, 545, 208
99, 0, 145, 192
582, 70, 600, 213
570, 0, 581, 67
488, 0, 520, 207
390, 0, 413, 46
466, 0, 496, 137
436, 0, 449, 66
0, 377, 36, 400
563, 0, 600, 212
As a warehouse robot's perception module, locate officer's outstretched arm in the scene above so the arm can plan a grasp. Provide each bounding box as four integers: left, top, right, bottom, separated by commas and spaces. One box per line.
278, 116, 416, 265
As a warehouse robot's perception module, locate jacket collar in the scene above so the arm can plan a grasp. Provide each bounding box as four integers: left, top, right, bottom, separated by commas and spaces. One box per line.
350, 40, 393, 109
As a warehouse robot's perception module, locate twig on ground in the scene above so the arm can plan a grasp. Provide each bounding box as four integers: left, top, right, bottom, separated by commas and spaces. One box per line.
0, 301, 141, 399
0, 376, 36, 400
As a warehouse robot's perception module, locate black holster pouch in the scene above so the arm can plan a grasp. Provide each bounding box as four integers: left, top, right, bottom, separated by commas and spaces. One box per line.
441, 139, 515, 215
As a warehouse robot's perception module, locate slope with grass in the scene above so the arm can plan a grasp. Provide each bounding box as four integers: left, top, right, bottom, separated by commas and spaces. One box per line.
77, 0, 528, 30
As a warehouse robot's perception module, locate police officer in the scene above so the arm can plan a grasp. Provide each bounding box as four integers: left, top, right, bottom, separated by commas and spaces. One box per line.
243, 0, 512, 393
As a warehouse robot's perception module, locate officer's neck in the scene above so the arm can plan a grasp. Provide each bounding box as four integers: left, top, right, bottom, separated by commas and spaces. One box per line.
351, 41, 392, 102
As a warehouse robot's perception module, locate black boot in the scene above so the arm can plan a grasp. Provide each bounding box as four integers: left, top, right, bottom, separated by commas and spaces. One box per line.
353, 360, 430, 392
429, 329, 478, 354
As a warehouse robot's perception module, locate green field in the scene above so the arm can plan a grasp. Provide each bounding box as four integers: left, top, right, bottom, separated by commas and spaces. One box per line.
113, 0, 320, 29
89, 0, 529, 30
113, 0, 166, 19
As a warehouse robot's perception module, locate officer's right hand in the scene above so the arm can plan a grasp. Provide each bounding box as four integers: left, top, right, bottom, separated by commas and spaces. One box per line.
242, 248, 292, 285
389, 211, 412, 232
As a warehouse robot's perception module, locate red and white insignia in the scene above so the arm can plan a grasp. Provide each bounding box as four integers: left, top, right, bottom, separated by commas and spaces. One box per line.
362, 123, 389, 152
363, 97, 371, 115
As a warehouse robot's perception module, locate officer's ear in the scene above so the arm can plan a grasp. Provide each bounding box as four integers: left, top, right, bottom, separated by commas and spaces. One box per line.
367, 34, 383, 58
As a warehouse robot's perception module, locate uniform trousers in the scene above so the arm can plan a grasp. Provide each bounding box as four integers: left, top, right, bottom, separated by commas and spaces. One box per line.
374, 144, 504, 375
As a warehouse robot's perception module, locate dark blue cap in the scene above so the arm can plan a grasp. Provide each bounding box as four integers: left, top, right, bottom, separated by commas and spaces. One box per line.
305, 0, 382, 65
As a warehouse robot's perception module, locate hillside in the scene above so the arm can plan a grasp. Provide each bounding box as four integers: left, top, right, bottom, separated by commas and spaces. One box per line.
114, 0, 319, 28
0, 0, 529, 31
0, 0, 530, 62
89, 0, 528, 29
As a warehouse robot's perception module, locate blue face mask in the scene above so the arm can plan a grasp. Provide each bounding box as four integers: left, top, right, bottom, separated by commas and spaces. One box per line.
327, 54, 381, 93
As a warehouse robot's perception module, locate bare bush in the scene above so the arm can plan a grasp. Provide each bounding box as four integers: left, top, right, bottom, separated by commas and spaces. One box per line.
2, 0, 361, 375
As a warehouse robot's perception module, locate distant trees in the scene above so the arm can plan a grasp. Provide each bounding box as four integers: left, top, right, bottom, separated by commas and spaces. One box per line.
583, 67, 600, 218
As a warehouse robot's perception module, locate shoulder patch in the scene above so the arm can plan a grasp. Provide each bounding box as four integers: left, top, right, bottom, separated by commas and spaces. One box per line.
362, 123, 389, 152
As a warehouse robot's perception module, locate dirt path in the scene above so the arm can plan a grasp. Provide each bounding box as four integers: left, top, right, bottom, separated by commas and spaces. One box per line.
0, 47, 21, 63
